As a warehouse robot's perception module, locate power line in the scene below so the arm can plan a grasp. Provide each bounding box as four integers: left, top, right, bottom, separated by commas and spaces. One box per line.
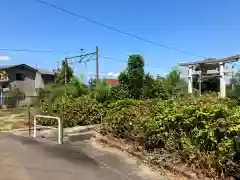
0, 48, 54, 53
0, 48, 86, 54
34, 0, 207, 59
66, 52, 96, 60
99, 55, 127, 63
0, 47, 163, 69
68, 58, 95, 65
99, 55, 161, 68
0, 48, 79, 54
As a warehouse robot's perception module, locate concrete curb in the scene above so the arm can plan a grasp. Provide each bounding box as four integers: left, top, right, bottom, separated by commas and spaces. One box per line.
94, 133, 198, 180
10, 126, 55, 132
40, 125, 99, 139
68, 131, 97, 142
1, 126, 54, 134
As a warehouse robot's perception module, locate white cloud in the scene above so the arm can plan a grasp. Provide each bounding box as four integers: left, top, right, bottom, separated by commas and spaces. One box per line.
0, 56, 9, 61
107, 72, 114, 76
88, 72, 106, 77
87, 72, 120, 78
107, 72, 120, 77
114, 72, 120, 77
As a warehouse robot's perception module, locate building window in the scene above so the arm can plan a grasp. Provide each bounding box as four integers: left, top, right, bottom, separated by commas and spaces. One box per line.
16, 73, 25, 81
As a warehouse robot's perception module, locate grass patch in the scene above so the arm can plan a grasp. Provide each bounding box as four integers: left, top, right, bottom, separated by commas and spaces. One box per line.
0, 108, 28, 117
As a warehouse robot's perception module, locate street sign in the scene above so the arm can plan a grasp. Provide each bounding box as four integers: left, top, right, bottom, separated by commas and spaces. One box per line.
0, 71, 8, 82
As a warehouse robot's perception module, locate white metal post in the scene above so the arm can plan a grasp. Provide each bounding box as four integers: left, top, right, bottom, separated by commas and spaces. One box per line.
188, 66, 193, 94
0, 90, 2, 106
33, 115, 63, 144
219, 62, 226, 98
33, 116, 37, 138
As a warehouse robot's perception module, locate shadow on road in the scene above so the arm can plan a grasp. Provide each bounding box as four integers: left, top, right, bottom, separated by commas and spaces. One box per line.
4, 133, 99, 167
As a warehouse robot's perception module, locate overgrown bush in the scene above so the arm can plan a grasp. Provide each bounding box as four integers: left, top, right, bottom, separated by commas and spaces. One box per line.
89, 79, 111, 103
37, 76, 88, 105
39, 95, 103, 127
4, 87, 25, 108
108, 85, 130, 101
141, 73, 169, 100
101, 95, 240, 176
101, 99, 152, 140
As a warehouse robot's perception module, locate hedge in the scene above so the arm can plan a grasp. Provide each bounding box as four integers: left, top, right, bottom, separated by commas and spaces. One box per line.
101, 96, 240, 176
38, 94, 240, 176
38, 95, 103, 127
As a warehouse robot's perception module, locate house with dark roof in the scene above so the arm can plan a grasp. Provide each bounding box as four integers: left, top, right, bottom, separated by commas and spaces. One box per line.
0, 64, 55, 106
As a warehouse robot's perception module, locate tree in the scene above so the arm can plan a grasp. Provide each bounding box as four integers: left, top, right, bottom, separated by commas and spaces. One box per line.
142, 73, 168, 99
56, 59, 73, 84
165, 68, 181, 87
37, 75, 88, 107
67, 76, 88, 97
4, 87, 25, 108
119, 55, 144, 99
89, 79, 110, 103
163, 68, 187, 96
228, 72, 240, 97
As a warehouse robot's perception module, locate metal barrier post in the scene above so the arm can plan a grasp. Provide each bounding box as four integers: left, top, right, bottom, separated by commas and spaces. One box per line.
33, 115, 63, 144
28, 109, 31, 137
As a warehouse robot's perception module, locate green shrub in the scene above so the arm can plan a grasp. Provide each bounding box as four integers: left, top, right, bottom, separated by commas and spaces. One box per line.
89, 79, 111, 103
101, 95, 240, 175
37, 76, 88, 106
38, 95, 103, 127
101, 99, 152, 141
108, 85, 130, 101
148, 97, 240, 174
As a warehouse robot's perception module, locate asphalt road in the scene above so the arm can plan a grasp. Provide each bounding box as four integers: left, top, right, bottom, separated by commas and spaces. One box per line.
0, 132, 162, 180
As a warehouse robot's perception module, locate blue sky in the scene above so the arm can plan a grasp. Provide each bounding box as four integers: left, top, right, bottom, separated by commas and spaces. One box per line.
0, 0, 240, 79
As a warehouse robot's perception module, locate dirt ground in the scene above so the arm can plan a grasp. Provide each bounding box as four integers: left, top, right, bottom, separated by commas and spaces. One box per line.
88, 138, 189, 180
0, 109, 29, 131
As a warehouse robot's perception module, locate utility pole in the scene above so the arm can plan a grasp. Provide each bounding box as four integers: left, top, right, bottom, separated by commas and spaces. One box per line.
63, 58, 67, 129
96, 46, 99, 81
61, 50, 95, 128
64, 58, 67, 85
